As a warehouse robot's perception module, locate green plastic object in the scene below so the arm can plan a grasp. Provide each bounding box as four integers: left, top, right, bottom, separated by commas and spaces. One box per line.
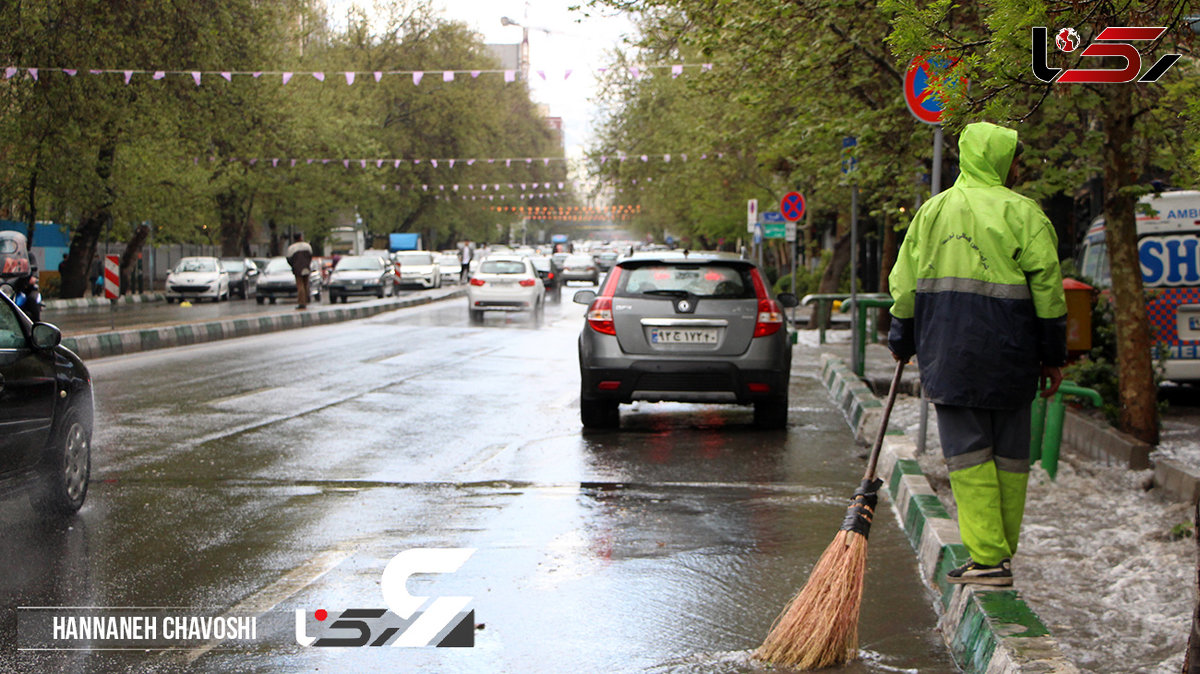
1030, 381, 1102, 479
838, 294, 894, 376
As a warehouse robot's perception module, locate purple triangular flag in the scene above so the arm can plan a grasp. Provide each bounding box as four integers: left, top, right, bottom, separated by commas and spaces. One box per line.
345, 72, 355, 85
374, 72, 383, 82
282, 72, 293, 84
28, 68, 38, 80
220, 72, 232, 81
671, 65, 683, 78
192, 72, 201, 85
312, 72, 325, 81
413, 71, 424, 85
504, 71, 515, 83
443, 71, 454, 82
63, 69, 78, 77
124, 71, 134, 84
470, 70, 481, 78
153, 71, 165, 80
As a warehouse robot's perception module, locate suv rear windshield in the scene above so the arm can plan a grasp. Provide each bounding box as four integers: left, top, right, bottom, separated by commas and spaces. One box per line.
615, 263, 755, 299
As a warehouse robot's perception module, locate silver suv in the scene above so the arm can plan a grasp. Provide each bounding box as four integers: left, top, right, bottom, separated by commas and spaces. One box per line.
573, 253, 798, 429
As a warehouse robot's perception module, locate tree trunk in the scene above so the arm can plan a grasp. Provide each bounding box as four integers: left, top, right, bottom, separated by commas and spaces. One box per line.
217, 190, 247, 257
1102, 87, 1158, 445
877, 212, 898, 336
59, 139, 118, 298
118, 223, 151, 296
806, 232, 851, 330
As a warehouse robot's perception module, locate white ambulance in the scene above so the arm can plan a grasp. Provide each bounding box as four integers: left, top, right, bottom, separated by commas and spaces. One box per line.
1077, 190, 1200, 381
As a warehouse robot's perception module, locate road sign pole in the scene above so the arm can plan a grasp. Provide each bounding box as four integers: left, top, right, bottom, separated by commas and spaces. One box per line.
932, 125, 943, 195
850, 182, 860, 375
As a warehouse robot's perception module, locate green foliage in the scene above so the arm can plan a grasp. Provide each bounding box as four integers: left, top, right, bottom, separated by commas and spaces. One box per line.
1169, 521, 1195, 542
773, 250, 832, 298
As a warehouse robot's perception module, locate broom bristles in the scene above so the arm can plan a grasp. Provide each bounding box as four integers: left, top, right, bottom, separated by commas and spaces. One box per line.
754, 529, 870, 669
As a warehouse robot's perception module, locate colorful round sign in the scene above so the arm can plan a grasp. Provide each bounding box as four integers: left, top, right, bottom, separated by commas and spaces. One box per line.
904, 52, 962, 125
780, 192, 805, 222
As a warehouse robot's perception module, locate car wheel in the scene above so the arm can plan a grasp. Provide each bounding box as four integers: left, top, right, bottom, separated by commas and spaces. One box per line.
580, 396, 619, 429
32, 407, 91, 517
469, 309, 484, 324
754, 396, 789, 430
256, 296, 265, 305
269, 297, 277, 305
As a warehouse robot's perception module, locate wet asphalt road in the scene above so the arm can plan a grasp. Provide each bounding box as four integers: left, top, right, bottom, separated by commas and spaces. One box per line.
0, 291, 957, 673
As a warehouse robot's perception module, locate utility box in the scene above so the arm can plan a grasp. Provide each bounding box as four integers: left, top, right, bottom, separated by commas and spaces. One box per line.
1063, 278, 1094, 354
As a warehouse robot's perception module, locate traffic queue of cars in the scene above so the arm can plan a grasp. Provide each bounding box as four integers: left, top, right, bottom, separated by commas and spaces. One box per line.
462, 244, 798, 430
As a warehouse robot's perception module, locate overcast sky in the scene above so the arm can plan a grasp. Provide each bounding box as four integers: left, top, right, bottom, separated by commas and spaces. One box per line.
327, 0, 640, 157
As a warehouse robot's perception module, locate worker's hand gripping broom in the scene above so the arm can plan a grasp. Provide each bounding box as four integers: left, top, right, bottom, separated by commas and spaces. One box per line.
755, 360, 906, 669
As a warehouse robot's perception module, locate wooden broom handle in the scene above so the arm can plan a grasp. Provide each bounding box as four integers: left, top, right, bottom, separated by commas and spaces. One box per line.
863, 360, 906, 482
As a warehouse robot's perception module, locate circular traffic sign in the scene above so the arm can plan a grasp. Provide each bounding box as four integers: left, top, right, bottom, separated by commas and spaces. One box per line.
904, 51, 963, 125
780, 192, 806, 222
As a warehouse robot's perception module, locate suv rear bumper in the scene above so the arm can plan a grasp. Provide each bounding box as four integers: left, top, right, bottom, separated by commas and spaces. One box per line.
579, 354, 790, 405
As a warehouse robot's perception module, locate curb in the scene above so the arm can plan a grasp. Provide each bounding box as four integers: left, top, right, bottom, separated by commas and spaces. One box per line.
61, 290, 466, 360
45, 292, 166, 309
1062, 407, 1200, 504
819, 354, 1079, 674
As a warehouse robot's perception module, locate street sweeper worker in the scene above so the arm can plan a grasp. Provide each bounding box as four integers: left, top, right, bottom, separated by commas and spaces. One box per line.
887, 121, 1067, 587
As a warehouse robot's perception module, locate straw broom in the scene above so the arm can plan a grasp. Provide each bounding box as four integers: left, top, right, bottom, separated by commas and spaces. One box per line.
755, 360, 906, 669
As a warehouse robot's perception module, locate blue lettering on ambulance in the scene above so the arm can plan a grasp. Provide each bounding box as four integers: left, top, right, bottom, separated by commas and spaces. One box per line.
1166, 239, 1200, 284
1167, 208, 1200, 220
1140, 239, 1165, 285
1140, 235, 1200, 287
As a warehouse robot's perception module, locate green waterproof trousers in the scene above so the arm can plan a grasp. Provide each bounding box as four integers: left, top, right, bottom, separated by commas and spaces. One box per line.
935, 404, 1031, 567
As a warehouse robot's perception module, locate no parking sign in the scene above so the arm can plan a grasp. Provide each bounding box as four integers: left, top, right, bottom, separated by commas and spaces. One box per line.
904, 51, 965, 125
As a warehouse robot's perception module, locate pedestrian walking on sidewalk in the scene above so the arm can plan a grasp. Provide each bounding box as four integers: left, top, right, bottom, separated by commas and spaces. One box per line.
286, 233, 314, 310
887, 122, 1068, 587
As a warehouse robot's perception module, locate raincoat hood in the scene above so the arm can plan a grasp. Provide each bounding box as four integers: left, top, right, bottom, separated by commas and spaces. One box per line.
956, 122, 1018, 188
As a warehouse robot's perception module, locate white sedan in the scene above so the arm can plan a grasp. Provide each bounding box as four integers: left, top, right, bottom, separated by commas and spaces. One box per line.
467, 255, 544, 325
166, 257, 229, 302
392, 251, 442, 288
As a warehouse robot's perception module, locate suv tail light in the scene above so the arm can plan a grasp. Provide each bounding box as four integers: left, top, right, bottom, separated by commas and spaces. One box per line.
469, 278, 485, 286
750, 268, 784, 337
587, 297, 615, 335
518, 278, 537, 287
587, 266, 623, 335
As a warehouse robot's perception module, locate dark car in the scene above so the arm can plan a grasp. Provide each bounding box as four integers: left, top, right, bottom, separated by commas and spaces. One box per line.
219, 257, 259, 299
0, 286, 94, 517
530, 256, 561, 303
574, 253, 798, 429
560, 254, 600, 285
256, 256, 322, 304
326, 255, 397, 303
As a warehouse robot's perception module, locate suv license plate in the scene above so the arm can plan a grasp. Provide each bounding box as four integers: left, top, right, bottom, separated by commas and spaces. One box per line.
650, 328, 718, 344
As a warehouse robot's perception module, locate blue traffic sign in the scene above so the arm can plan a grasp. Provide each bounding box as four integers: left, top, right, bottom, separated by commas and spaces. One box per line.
762, 211, 785, 223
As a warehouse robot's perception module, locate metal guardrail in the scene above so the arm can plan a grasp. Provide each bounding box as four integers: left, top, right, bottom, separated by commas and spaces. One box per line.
838, 294, 893, 376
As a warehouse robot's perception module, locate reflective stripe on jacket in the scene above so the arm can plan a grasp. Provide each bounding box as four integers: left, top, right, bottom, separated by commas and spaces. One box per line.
889, 122, 1067, 409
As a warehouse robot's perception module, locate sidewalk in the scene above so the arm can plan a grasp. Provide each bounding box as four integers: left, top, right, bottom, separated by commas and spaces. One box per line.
60, 287, 466, 360
790, 328, 1080, 674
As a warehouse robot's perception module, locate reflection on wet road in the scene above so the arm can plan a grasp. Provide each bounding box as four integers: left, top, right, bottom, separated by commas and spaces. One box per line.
0, 292, 957, 672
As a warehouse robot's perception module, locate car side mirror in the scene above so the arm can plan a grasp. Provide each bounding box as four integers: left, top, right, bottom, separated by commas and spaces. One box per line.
776, 292, 799, 308
31, 322, 61, 350
573, 290, 596, 305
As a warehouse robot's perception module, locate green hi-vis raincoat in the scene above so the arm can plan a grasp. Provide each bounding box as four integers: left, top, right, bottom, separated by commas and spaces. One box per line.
888, 122, 1068, 409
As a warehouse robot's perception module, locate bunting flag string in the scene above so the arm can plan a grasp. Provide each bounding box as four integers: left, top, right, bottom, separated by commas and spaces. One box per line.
195, 152, 724, 168
2, 63, 713, 86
